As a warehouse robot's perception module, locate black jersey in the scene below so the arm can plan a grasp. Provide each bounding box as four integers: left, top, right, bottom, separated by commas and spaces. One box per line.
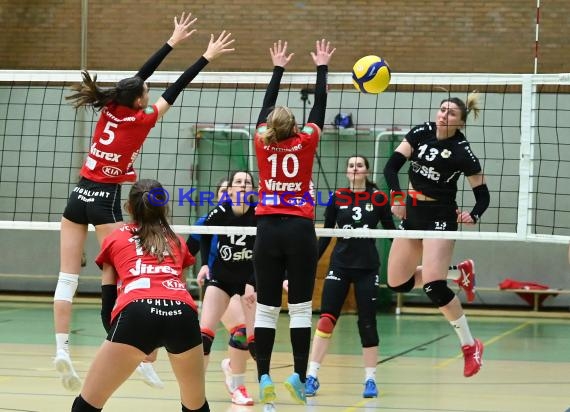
200, 202, 256, 284
318, 188, 396, 270
406, 122, 482, 202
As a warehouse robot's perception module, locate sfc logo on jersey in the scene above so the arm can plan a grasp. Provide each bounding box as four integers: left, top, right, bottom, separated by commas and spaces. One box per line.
219, 245, 252, 261
411, 161, 441, 181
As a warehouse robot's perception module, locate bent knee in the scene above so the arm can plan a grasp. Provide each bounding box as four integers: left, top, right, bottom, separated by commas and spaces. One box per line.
387, 276, 415, 293
423, 280, 455, 307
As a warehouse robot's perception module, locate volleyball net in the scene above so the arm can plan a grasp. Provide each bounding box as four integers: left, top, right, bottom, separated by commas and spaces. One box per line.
0, 70, 569, 244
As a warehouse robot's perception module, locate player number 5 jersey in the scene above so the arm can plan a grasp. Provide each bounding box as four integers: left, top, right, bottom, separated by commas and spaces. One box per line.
80, 103, 159, 184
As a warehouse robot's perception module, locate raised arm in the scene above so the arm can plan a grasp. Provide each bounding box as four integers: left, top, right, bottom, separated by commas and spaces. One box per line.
307, 39, 336, 130
155, 31, 235, 119
135, 12, 197, 81
256, 40, 294, 126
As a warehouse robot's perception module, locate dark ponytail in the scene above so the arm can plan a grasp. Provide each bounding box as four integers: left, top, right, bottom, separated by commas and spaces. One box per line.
127, 179, 180, 263
66, 70, 145, 111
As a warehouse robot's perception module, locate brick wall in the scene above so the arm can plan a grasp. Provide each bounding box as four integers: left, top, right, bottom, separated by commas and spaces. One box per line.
1, 0, 568, 73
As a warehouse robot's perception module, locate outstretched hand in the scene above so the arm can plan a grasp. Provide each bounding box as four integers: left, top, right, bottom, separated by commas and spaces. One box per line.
270, 40, 294, 68
167, 12, 198, 47
311, 39, 336, 66
203, 31, 235, 61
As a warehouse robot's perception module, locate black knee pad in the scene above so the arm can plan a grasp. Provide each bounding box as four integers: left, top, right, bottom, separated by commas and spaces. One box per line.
357, 318, 379, 348
72, 395, 102, 412
387, 276, 415, 293
201, 329, 214, 355
423, 280, 455, 307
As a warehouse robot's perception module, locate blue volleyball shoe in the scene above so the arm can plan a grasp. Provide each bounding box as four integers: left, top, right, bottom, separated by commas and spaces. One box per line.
362, 379, 378, 398
284, 372, 306, 404
305, 375, 320, 397
259, 374, 276, 404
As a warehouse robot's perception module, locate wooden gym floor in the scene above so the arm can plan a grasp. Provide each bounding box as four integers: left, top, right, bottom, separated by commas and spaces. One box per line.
1, 300, 569, 412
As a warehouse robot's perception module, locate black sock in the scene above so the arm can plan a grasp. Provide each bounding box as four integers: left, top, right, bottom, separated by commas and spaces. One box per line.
181, 400, 209, 412
254, 327, 276, 380
290, 327, 311, 382
71, 395, 102, 412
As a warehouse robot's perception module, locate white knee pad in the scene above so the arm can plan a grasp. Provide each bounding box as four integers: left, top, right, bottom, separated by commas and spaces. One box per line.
288, 301, 312, 328
54, 272, 79, 302
254, 303, 281, 329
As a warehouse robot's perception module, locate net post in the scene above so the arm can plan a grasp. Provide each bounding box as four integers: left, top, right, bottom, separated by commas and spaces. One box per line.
517, 75, 535, 241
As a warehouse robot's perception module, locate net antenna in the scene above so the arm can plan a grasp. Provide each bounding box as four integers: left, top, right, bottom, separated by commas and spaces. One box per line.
534, 0, 541, 74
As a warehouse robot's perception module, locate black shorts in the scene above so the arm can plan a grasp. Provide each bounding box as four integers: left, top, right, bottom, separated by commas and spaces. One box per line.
253, 215, 317, 306
63, 177, 123, 225
400, 197, 458, 231
205, 277, 248, 297
107, 299, 202, 355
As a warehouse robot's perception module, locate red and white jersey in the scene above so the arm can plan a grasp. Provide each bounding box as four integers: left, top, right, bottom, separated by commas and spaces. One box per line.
96, 223, 196, 322
80, 103, 159, 184
254, 123, 320, 219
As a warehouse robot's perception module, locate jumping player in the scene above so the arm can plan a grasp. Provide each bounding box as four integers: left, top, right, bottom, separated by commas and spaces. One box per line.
54, 13, 234, 391
252, 39, 335, 408
383, 92, 490, 378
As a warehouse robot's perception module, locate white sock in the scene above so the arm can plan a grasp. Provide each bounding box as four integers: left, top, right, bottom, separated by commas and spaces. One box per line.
307, 361, 320, 378
55, 333, 69, 352
365, 367, 376, 382
447, 268, 460, 281
450, 315, 475, 346
232, 373, 245, 389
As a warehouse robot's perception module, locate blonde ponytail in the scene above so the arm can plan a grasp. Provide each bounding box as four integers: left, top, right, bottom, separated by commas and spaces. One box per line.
260, 106, 297, 144
466, 90, 481, 120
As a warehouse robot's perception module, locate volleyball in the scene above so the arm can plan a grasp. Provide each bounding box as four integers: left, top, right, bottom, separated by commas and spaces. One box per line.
352, 55, 391, 94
